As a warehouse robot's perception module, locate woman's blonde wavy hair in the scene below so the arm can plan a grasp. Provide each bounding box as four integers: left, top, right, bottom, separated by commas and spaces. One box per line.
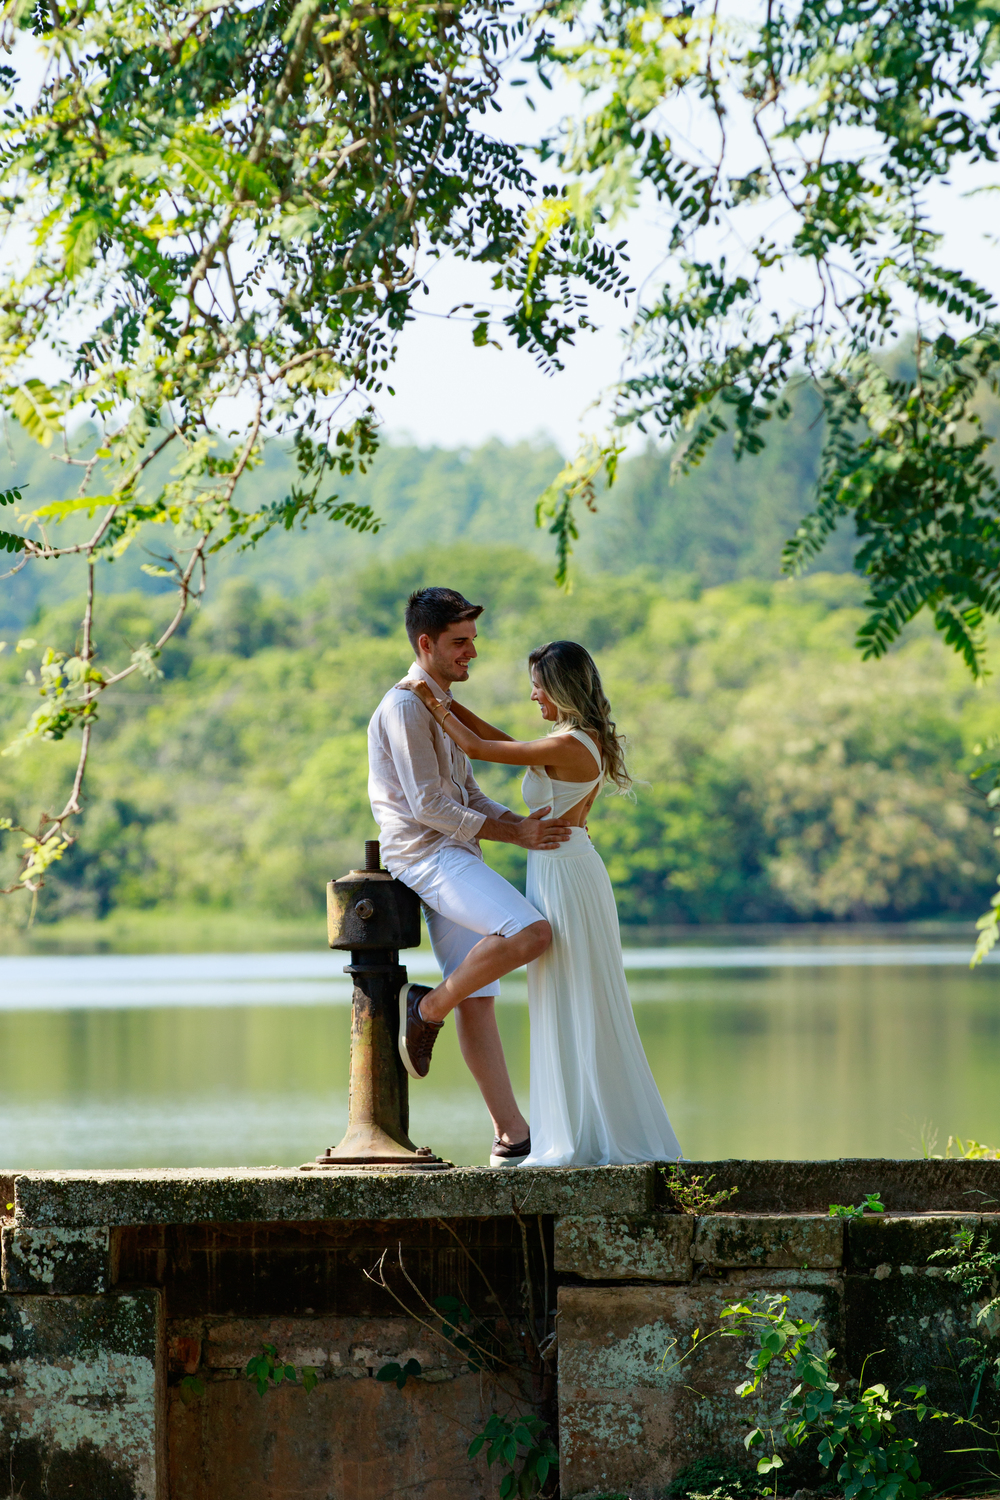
528, 640, 631, 792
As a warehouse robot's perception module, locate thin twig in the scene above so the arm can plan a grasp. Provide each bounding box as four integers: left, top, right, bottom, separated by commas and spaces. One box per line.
537, 1213, 550, 1339
511, 1199, 541, 1356
362, 1247, 518, 1377
435, 1218, 512, 1323
396, 1244, 513, 1372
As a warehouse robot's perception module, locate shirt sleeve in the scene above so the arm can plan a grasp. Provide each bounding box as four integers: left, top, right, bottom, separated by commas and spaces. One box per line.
464, 762, 511, 822
383, 699, 487, 841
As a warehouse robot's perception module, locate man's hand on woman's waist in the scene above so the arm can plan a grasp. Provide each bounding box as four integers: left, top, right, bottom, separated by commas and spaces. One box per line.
479, 807, 572, 851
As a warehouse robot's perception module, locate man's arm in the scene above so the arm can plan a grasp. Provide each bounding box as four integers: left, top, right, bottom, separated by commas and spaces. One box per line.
478, 808, 572, 850
383, 695, 571, 850
383, 699, 486, 841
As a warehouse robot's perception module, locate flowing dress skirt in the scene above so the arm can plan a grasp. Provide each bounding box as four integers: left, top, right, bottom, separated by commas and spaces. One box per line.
521, 827, 683, 1167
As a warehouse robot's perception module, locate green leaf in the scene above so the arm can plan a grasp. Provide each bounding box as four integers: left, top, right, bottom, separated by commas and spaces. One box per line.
31, 496, 116, 522
7, 380, 61, 448
166, 131, 277, 207
62, 209, 104, 277
0, 529, 25, 553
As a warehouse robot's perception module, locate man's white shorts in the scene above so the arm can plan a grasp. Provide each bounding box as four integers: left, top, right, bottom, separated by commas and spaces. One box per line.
399, 845, 543, 999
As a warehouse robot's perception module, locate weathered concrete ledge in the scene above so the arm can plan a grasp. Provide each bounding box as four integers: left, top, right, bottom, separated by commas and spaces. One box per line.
4, 1164, 653, 1228
656, 1157, 1000, 1213
3, 1160, 1000, 1500
5, 1156, 1000, 1229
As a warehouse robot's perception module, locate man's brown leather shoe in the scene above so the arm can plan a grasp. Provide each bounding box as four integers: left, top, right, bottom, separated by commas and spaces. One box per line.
399, 982, 443, 1080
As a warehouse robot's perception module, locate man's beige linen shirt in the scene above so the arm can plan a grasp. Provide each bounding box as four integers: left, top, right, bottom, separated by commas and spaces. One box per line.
368, 661, 510, 874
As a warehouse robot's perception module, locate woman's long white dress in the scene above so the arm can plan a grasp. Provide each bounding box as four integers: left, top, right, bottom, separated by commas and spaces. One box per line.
520, 729, 683, 1167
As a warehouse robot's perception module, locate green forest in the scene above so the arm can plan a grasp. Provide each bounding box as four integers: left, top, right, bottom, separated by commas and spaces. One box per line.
3, 456, 997, 927
0, 381, 855, 633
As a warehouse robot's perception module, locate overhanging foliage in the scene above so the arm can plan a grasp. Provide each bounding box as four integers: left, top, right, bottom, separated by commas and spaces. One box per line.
0, 0, 618, 898
6, 0, 1000, 918
532, 0, 1000, 670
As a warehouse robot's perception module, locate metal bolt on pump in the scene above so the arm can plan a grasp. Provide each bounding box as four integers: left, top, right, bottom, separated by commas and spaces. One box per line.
302, 840, 452, 1170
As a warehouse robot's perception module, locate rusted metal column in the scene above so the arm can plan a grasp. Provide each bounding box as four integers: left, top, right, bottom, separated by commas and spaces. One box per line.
304, 840, 452, 1170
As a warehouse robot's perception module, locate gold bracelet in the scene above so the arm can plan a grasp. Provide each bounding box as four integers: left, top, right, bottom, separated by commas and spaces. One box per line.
435, 708, 453, 727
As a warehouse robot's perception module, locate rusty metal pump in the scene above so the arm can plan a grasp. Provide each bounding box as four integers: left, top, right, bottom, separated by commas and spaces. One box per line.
303, 840, 452, 1170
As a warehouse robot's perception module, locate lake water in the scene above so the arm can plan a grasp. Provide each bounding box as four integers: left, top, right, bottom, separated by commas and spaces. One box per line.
2, 937, 1000, 1168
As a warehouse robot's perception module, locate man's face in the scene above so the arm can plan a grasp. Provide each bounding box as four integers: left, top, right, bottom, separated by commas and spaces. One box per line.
418, 619, 479, 685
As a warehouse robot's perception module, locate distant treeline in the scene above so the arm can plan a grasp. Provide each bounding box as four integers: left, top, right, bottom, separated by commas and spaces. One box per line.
2, 547, 996, 927
1, 382, 858, 635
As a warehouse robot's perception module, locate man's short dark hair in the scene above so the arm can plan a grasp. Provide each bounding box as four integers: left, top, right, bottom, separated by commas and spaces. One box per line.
405, 587, 483, 650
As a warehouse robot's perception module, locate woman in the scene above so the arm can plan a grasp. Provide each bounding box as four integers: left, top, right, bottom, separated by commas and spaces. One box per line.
405, 640, 682, 1167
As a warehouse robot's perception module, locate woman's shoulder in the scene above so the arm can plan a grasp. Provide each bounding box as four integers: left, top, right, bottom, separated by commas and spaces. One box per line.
549, 726, 598, 744
566, 727, 602, 760
545, 729, 599, 759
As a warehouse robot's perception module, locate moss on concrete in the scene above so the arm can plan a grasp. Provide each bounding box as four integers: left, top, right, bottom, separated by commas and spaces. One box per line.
693, 1215, 843, 1269
11, 1166, 654, 1228
847, 1213, 993, 1269
554, 1216, 693, 1281
1, 1290, 159, 1362
2, 1226, 110, 1295
652, 1160, 1000, 1214
0, 1292, 161, 1500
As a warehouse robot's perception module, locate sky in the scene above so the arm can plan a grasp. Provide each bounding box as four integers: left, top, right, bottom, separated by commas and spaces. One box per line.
7, 20, 1000, 458
376, 259, 630, 456
377, 101, 1000, 455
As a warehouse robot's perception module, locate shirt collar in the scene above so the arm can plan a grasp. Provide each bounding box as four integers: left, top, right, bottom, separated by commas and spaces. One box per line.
409, 661, 452, 703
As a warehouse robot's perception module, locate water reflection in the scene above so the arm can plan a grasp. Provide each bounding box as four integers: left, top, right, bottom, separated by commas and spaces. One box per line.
1, 955, 999, 1168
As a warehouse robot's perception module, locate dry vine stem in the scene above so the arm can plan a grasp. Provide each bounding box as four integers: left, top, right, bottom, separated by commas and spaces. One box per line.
363, 1245, 518, 1379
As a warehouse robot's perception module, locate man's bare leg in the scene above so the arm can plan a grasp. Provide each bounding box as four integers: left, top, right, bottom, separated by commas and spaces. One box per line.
453, 996, 529, 1143
418, 920, 551, 1024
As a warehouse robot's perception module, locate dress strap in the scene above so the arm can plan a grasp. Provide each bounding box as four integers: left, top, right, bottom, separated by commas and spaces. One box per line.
568, 728, 603, 769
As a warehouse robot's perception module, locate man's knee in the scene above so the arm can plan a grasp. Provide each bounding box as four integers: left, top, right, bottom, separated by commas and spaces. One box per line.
520, 919, 551, 958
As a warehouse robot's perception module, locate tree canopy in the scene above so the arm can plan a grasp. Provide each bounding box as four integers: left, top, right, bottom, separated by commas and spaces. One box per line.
533, 0, 1000, 676
0, 0, 618, 896
4, 0, 1000, 912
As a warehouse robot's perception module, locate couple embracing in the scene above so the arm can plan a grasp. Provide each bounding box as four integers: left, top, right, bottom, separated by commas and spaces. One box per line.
368, 586, 682, 1168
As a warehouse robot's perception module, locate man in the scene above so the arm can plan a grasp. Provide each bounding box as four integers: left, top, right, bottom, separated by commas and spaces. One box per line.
367, 586, 572, 1167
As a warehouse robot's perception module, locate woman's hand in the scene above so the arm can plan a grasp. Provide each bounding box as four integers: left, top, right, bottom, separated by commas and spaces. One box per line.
413, 680, 441, 714
398, 677, 448, 719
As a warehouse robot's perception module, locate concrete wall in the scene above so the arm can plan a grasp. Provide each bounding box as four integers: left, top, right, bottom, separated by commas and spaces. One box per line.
2, 1161, 999, 1500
